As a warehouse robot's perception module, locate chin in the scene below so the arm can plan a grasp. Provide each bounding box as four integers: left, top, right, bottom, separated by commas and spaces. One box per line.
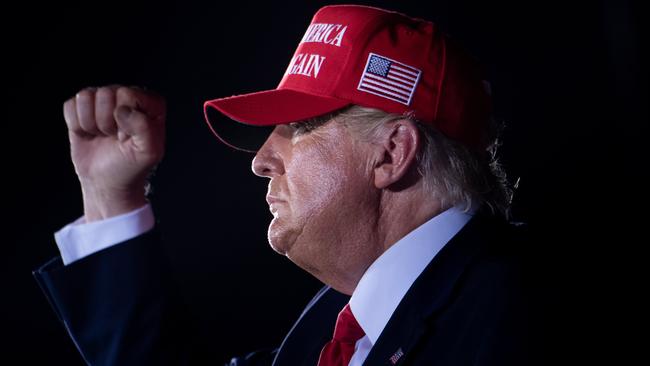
268, 239, 288, 255
266, 218, 323, 279
267, 218, 295, 256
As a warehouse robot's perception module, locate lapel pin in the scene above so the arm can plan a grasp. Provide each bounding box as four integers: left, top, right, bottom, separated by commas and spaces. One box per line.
389, 347, 405, 365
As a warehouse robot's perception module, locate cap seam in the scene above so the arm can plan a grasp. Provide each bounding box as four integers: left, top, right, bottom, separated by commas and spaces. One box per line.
433, 28, 447, 121
330, 11, 391, 102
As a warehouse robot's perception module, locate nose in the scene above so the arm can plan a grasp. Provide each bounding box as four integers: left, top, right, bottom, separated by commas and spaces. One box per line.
252, 126, 285, 178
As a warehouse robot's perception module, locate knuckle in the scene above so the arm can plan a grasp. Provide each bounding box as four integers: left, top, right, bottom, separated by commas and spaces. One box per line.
63, 99, 77, 125
116, 86, 135, 100
76, 88, 94, 99
75, 93, 95, 111
107, 83, 123, 90
95, 86, 115, 101
63, 98, 75, 112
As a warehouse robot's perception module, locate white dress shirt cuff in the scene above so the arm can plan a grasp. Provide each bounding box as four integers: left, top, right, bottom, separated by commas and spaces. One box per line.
55, 204, 155, 266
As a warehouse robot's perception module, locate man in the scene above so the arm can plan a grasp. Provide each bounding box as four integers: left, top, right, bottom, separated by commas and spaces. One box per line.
34, 4, 547, 366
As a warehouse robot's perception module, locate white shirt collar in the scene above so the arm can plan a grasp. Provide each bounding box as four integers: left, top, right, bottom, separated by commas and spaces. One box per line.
349, 205, 476, 344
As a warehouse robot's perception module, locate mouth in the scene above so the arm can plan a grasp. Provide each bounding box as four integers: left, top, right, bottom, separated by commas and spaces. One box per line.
266, 196, 285, 215
266, 195, 284, 205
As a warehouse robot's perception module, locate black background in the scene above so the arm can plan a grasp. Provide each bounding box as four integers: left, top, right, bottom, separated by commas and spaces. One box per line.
3, 0, 646, 364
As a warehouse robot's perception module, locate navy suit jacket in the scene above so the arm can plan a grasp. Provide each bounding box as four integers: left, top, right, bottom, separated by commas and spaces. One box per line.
34, 208, 551, 365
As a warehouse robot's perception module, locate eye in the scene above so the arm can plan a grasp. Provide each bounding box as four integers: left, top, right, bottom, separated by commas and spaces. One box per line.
289, 122, 311, 135
288, 117, 329, 136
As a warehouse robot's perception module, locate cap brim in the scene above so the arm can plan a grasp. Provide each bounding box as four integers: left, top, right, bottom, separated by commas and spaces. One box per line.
204, 88, 350, 152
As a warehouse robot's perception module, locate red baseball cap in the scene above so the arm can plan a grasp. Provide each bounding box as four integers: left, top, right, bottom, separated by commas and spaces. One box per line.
204, 4, 492, 153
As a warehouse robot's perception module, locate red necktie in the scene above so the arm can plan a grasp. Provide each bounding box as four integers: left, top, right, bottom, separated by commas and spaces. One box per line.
317, 303, 366, 366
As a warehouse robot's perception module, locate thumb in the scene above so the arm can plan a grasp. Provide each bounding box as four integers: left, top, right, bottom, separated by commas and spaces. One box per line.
114, 105, 145, 135
114, 105, 132, 125
113, 105, 155, 149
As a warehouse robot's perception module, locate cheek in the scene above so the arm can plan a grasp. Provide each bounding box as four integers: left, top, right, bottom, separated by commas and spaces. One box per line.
291, 150, 367, 217
288, 155, 346, 214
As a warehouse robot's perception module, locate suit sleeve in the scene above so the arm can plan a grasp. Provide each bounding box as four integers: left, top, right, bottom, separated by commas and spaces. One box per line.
33, 228, 203, 365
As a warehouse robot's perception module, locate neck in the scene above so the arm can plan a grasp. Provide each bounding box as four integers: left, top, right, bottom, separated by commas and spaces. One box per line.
375, 189, 447, 255
329, 186, 445, 295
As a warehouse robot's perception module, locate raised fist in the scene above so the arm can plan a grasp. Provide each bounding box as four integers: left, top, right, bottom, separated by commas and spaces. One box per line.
63, 85, 166, 221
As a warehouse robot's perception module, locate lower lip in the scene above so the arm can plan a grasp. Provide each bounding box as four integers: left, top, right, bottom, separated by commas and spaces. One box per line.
269, 202, 283, 213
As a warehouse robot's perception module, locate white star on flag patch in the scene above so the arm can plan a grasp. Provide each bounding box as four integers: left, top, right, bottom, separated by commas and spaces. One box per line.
357, 53, 421, 105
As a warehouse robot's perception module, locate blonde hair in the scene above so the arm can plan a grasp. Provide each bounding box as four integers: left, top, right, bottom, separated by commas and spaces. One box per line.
301, 105, 514, 219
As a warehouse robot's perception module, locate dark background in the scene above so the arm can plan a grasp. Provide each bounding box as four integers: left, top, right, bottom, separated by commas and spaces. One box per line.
3, 0, 645, 364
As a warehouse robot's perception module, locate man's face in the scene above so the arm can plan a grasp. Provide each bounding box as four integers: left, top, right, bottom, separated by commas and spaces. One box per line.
252, 119, 377, 277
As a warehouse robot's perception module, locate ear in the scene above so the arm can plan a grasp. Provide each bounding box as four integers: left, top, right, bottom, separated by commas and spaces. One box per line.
373, 119, 421, 189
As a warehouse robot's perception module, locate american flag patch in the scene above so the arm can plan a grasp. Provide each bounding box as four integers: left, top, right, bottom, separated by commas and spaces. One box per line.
357, 53, 421, 106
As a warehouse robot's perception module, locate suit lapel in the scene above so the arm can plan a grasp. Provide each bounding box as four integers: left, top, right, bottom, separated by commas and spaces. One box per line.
362, 209, 504, 365
272, 286, 350, 366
